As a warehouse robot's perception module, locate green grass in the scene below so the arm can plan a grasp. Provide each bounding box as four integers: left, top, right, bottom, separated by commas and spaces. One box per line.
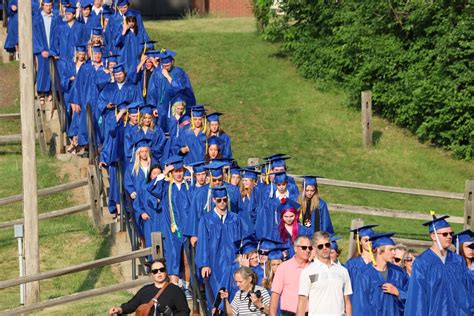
145, 17, 472, 240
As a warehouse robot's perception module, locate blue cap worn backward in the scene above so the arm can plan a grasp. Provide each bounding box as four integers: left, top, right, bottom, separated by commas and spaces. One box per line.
241, 168, 260, 180
159, 49, 177, 64
330, 235, 342, 251
189, 104, 205, 118
207, 136, 221, 147
91, 27, 103, 36
117, 0, 129, 6
187, 161, 207, 174
112, 63, 126, 74
107, 54, 120, 64
164, 155, 184, 170
234, 235, 258, 255
207, 161, 226, 177
350, 224, 378, 237
452, 229, 473, 245
272, 171, 288, 184
368, 233, 396, 249
91, 46, 103, 54
422, 215, 450, 233
65, 6, 77, 14
276, 198, 300, 215
211, 185, 228, 199
302, 176, 318, 187
206, 112, 223, 123
75, 45, 87, 53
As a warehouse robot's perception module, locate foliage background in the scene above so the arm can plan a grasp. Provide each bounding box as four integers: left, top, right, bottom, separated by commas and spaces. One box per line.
252, 0, 473, 159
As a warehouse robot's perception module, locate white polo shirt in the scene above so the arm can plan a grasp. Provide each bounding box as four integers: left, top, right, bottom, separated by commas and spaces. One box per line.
299, 259, 352, 316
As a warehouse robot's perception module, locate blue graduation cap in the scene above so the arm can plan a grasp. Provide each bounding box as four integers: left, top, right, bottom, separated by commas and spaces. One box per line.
189, 104, 206, 118
141, 40, 157, 51
211, 185, 228, 198
422, 215, 450, 233
188, 161, 207, 174
258, 237, 283, 252
145, 49, 159, 59
453, 229, 473, 254
207, 136, 221, 147
65, 6, 77, 14
91, 46, 103, 54
117, 0, 129, 6
60, 0, 71, 5
272, 171, 288, 184
206, 112, 223, 123
330, 235, 342, 251
140, 105, 153, 115
125, 101, 143, 114
207, 161, 226, 178
350, 224, 378, 237
107, 54, 120, 64
159, 49, 177, 64
179, 114, 191, 125
268, 246, 288, 260
276, 198, 300, 215
302, 176, 318, 187
42, 0, 53, 3
124, 10, 135, 17
230, 165, 240, 176
369, 233, 395, 249
80, 0, 93, 8
91, 27, 103, 36
241, 168, 260, 180
164, 155, 184, 170
234, 235, 258, 255
75, 45, 87, 53
263, 153, 286, 160
269, 156, 290, 169
112, 63, 126, 74
133, 137, 152, 150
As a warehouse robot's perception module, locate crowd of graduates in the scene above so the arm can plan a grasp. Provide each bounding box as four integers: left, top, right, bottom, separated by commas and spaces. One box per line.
3, 0, 474, 315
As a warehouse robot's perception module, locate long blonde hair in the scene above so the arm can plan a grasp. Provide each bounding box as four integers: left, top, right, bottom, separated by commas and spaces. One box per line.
262, 260, 279, 289
299, 185, 320, 223
240, 178, 255, 198
139, 113, 155, 131
132, 146, 151, 176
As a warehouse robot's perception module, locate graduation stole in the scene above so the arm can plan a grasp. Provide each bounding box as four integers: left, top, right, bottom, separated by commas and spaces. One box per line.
142, 69, 147, 97
168, 177, 189, 238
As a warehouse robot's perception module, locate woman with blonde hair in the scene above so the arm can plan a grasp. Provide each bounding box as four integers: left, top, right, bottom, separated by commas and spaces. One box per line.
239, 168, 261, 231
135, 105, 166, 166
124, 140, 152, 247
298, 175, 334, 235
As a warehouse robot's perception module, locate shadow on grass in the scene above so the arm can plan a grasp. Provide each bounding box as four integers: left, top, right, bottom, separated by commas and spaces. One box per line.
76, 226, 111, 292
373, 130, 383, 145
269, 50, 288, 59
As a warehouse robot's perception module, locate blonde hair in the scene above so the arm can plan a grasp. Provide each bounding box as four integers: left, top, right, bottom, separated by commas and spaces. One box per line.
299, 184, 320, 223
171, 101, 186, 117
132, 146, 151, 176
139, 113, 155, 131
240, 178, 255, 198
262, 260, 280, 289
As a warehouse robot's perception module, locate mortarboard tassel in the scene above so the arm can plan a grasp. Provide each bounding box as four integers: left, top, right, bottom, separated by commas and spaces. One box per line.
142, 70, 147, 97
167, 101, 171, 118
356, 231, 361, 255
367, 240, 377, 266
430, 210, 443, 252
100, 12, 104, 29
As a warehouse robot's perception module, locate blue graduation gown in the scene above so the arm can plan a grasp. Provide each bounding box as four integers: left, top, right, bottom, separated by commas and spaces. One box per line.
215, 133, 233, 159
174, 127, 206, 165
67, 62, 90, 145
123, 122, 139, 171
346, 256, 370, 288
4, 0, 18, 52
352, 263, 409, 316
404, 249, 474, 316
182, 184, 212, 238
108, 9, 149, 44
147, 178, 194, 276
132, 127, 166, 166
32, 11, 61, 94
114, 26, 145, 76
124, 164, 149, 237
136, 180, 163, 250
147, 66, 196, 132
196, 210, 245, 304
50, 20, 88, 63
78, 15, 100, 38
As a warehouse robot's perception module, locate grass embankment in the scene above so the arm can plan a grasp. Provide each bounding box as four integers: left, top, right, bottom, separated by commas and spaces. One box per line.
145, 17, 473, 243
0, 61, 122, 313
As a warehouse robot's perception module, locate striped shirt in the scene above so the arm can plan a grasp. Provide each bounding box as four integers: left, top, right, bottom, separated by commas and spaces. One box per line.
231, 285, 270, 315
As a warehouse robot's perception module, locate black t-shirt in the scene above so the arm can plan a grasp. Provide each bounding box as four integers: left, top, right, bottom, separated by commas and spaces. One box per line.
120, 283, 190, 315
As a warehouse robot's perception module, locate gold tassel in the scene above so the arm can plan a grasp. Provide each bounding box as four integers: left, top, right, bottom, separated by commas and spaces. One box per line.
356, 232, 361, 255
368, 241, 376, 266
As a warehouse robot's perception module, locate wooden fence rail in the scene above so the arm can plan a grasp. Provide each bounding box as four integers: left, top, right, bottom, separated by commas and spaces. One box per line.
0, 203, 91, 229
0, 113, 21, 119
0, 178, 88, 207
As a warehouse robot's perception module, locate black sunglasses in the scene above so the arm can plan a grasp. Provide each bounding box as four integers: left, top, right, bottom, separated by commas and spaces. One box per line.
151, 267, 166, 274
437, 232, 454, 237
394, 257, 403, 263
212, 178, 222, 182
316, 243, 331, 250
297, 245, 313, 251
404, 257, 413, 262
215, 197, 228, 203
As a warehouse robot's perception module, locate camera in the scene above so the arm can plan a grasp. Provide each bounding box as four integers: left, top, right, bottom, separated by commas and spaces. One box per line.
246, 290, 262, 299
155, 303, 172, 315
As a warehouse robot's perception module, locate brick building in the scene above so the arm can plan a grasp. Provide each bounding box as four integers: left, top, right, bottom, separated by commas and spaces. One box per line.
192, 0, 253, 17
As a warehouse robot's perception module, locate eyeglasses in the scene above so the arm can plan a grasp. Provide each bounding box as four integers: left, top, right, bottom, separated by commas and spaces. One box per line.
404, 257, 413, 262
212, 178, 223, 182
437, 232, 454, 237
394, 257, 403, 263
151, 267, 166, 274
297, 245, 313, 251
316, 243, 331, 250
215, 198, 228, 203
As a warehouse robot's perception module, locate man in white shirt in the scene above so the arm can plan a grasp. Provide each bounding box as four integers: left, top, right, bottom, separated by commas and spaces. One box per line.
296, 231, 352, 316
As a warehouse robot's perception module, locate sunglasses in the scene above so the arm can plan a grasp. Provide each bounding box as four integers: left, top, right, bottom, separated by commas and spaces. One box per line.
212, 178, 223, 182
258, 250, 269, 256
215, 198, 228, 203
297, 245, 313, 251
317, 243, 331, 250
404, 257, 413, 262
437, 232, 454, 237
151, 267, 166, 274
394, 257, 403, 263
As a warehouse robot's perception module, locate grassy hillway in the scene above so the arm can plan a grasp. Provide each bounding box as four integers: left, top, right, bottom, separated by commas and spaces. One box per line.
0, 16, 472, 314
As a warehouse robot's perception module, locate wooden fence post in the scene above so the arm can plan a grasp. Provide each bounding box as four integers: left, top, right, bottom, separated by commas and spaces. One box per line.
464, 180, 473, 229
361, 91, 373, 148
347, 218, 364, 261
151, 232, 163, 260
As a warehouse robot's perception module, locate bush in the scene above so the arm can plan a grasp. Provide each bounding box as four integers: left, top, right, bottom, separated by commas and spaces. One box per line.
252, 0, 473, 159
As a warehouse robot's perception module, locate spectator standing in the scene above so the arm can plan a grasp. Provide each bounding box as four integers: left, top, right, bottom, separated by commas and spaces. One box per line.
296, 231, 352, 316
270, 235, 311, 316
